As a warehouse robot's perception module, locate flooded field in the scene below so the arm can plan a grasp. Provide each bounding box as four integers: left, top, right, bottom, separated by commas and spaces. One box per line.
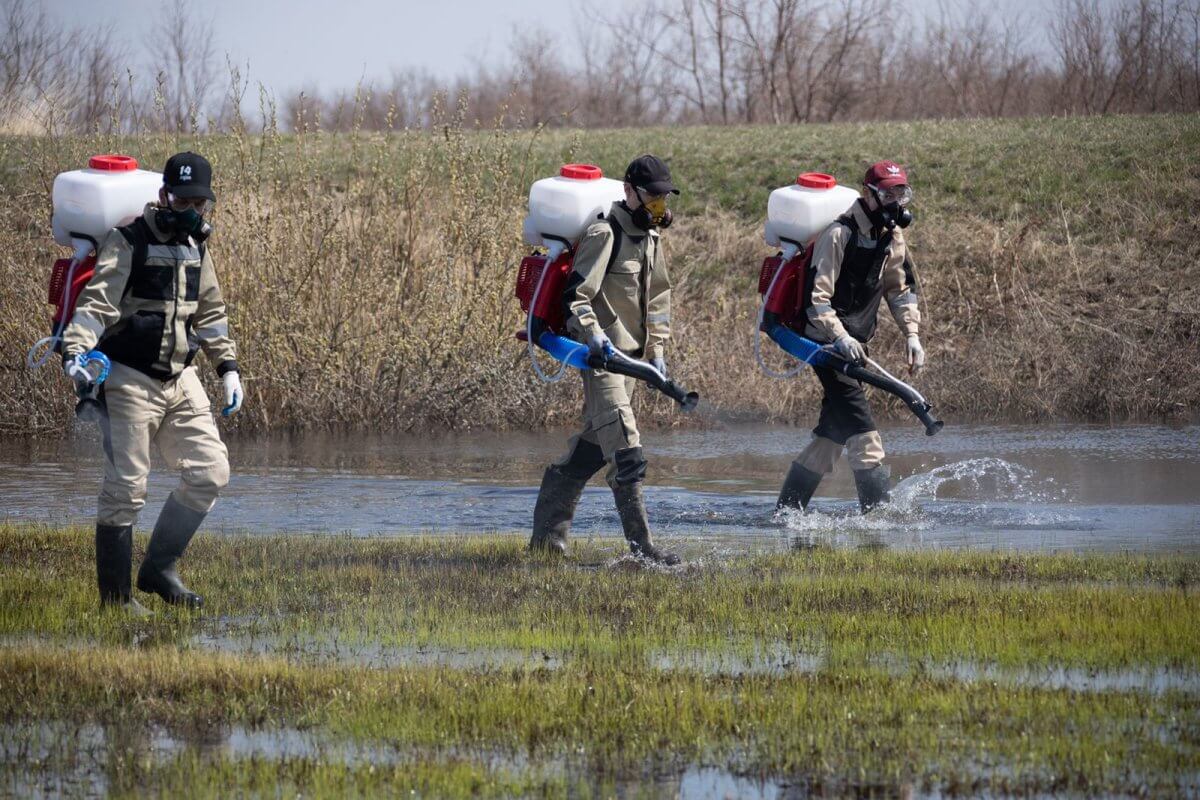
1, 528, 1198, 797
1, 423, 1198, 796
2, 423, 1197, 552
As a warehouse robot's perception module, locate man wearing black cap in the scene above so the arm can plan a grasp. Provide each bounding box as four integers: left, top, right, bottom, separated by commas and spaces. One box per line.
61, 152, 243, 612
528, 154, 681, 565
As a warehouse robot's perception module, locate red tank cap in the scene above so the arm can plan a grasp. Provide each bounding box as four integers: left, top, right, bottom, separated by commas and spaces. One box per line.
796, 172, 836, 189
88, 154, 138, 172
560, 163, 602, 180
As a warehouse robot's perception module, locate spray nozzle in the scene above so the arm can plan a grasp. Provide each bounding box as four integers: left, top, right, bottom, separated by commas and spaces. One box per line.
68, 350, 111, 385
69, 350, 111, 423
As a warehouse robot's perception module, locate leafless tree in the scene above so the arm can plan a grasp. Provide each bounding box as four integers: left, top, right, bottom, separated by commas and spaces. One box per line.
0, 0, 77, 130
148, 0, 217, 131
69, 26, 129, 132
4, 0, 1197, 134
914, 4, 1034, 118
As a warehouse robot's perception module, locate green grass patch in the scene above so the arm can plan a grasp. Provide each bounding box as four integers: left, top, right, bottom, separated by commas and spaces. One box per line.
1, 523, 1198, 796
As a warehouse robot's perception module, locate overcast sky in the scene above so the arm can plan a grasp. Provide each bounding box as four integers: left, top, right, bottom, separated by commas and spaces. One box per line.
44, 0, 1069, 97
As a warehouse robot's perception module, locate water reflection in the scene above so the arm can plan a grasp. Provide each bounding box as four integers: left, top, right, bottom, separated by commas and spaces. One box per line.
2, 424, 1197, 552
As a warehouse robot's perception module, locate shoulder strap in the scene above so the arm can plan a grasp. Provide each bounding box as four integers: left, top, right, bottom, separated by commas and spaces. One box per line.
115, 219, 150, 299
116, 218, 150, 266
835, 213, 859, 266
604, 215, 624, 273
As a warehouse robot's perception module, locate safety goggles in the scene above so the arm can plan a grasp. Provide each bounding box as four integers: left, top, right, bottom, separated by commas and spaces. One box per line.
167, 193, 214, 215
868, 183, 913, 207
636, 188, 669, 221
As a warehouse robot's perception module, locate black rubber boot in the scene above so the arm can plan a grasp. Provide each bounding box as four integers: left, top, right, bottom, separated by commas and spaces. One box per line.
136, 493, 205, 608
776, 461, 824, 511
529, 466, 589, 556
613, 482, 680, 566
853, 465, 892, 513
95, 524, 151, 614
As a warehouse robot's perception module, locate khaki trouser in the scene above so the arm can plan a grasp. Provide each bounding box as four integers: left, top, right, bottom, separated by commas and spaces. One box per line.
796, 431, 886, 474
97, 362, 229, 526
553, 368, 641, 487
795, 363, 887, 474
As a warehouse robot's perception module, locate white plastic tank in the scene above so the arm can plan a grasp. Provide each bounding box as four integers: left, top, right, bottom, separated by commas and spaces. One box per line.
52, 155, 163, 246
524, 164, 626, 246
763, 172, 860, 248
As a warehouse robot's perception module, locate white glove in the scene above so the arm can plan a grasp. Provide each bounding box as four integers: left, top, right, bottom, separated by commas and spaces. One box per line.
834, 335, 866, 364
650, 357, 667, 377
905, 334, 925, 375
63, 354, 90, 389
221, 371, 244, 416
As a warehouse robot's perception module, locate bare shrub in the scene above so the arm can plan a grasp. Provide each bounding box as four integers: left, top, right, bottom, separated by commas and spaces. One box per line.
147, 0, 217, 132
2, 110, 1197, 435
5, 0, 1198, 134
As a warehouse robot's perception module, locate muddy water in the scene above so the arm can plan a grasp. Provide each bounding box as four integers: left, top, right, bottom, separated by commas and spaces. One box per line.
1, 423, 1197, 552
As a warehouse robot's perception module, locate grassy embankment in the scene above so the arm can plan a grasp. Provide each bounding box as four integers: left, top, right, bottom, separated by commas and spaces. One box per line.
1, 113, 1197, 437
1, 524, 1198, 796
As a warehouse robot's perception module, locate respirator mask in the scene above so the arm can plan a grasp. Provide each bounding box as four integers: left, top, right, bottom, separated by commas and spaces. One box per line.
156, 194, 214, 242
631, 187, 673, 230
867, 183, 913, 230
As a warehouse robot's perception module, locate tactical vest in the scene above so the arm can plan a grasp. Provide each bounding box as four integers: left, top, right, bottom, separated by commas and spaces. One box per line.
825, 212, 895, 344
97, 217, 206, 380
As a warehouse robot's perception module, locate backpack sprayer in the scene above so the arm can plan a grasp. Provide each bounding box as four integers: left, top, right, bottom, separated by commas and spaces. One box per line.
755, 172, 943, 436
514, 164, 698, 412
26, 155, 162, 417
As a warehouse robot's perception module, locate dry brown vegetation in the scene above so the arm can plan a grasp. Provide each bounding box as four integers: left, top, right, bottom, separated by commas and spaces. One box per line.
1, 110, 1197, 436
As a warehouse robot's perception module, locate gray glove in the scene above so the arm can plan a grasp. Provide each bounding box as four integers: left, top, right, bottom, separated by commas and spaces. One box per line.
650, 357, 667, 378
834, 335, 866, 364
905, 334, 925, 376
587, 332, 613, 359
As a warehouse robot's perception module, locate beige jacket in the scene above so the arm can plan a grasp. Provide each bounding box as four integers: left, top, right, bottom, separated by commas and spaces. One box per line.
804, 200, 920, 343
62, 204, 238, 380
564, 203, 672, 360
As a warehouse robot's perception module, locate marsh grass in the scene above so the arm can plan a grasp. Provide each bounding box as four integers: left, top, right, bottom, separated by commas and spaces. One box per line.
1, 524, 1198, 796
1, 113, 1197, 436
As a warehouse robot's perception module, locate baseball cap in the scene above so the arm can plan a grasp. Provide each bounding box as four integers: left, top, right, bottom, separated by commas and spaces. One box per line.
864, 161, 908, 189
163, 152, 216, 201
624, 155, 679, 196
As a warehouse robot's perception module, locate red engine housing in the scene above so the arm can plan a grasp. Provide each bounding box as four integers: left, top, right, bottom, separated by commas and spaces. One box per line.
49, 255, 97, 326
515, 250, 573, 334
759, 247, 813, 331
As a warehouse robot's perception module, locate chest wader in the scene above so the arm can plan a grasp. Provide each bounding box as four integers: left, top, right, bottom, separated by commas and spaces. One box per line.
778, 215, 895, 515
530, 217, 679, 565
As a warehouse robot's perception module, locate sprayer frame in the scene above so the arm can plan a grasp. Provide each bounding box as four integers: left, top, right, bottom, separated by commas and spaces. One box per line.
520, 236, 699, 411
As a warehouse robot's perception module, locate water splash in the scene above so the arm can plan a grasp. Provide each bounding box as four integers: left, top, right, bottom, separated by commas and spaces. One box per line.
780, 458, 1077, 549
890, 457, 1067, 511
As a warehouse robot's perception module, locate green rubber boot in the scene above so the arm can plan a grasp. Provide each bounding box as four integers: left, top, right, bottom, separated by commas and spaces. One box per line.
529, 466, 589, 556
96, 523, 151, 615
136, 494, 205, 608
613, 482, 680, 566
776, 461, 824, 511
853, 465, 892, 513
